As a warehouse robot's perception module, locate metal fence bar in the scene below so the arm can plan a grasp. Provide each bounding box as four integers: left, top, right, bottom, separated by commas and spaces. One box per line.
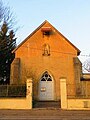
0, 85, 26, 98
67, 83, 90, 99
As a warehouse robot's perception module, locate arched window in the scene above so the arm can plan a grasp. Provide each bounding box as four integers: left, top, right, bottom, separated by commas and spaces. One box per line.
41, 71, 52, 81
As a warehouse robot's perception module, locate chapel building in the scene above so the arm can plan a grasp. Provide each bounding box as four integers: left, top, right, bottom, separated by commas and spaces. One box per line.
10, 20, 89, 102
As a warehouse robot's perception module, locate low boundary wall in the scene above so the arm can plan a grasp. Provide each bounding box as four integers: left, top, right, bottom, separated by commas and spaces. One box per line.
67, 99, 90, 110
0, 78, 32, 109
60, 78, 90, 110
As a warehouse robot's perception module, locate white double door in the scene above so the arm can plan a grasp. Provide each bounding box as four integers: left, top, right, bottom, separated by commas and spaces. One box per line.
39, 80, 54, 101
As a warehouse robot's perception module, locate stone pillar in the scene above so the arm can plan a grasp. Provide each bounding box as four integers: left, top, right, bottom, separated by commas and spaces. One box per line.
73, 57, 82, 96
26, 78, 32, 109
60, 78, 67, 109
10, 58, 20, 84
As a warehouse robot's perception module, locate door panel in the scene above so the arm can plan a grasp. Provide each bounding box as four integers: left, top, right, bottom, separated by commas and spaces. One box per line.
39, 71, 54, 101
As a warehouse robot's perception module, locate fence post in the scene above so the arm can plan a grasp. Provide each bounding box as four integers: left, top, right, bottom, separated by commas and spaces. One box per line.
60, 78, 67, 109
26, 78, 32, 109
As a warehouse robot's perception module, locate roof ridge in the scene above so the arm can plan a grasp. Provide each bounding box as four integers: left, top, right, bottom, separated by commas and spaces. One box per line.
13, 20, 48, 52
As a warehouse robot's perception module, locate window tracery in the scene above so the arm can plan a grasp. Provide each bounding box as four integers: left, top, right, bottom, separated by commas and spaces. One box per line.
41, 71, 52, 81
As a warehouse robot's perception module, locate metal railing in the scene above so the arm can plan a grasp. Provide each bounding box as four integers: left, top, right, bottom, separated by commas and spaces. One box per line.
67, 83, 90, 99
0, 85, 26, 97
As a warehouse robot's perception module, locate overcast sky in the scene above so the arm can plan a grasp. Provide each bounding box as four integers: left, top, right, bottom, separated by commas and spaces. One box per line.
2, 0, 90, 62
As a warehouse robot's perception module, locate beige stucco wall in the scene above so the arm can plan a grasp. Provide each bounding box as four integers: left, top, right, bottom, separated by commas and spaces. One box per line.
67, 99, 90, 110
83, 74, 90, 80
0, 98, 31, 109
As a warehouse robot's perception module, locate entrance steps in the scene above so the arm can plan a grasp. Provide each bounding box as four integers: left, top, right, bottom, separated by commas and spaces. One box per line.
33, 101, 60, 108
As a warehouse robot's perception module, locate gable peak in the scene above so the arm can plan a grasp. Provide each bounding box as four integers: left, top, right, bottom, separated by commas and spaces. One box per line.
13, 20, 81, 55
42, 20, 52, 25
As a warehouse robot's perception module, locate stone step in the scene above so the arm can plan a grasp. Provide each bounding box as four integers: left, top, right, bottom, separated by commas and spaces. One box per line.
33, 101, 60, 108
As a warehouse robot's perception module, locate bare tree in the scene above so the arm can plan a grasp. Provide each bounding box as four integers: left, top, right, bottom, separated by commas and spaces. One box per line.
0, 0, 17, 30
82, 58, 90, 73
0, 0, 17, 84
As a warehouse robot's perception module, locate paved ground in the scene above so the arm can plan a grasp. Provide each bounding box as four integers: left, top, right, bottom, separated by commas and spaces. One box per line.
0, 108, 90, 120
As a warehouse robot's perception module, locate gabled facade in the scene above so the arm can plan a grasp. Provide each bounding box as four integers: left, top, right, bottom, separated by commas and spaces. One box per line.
10, 20, 82, 101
